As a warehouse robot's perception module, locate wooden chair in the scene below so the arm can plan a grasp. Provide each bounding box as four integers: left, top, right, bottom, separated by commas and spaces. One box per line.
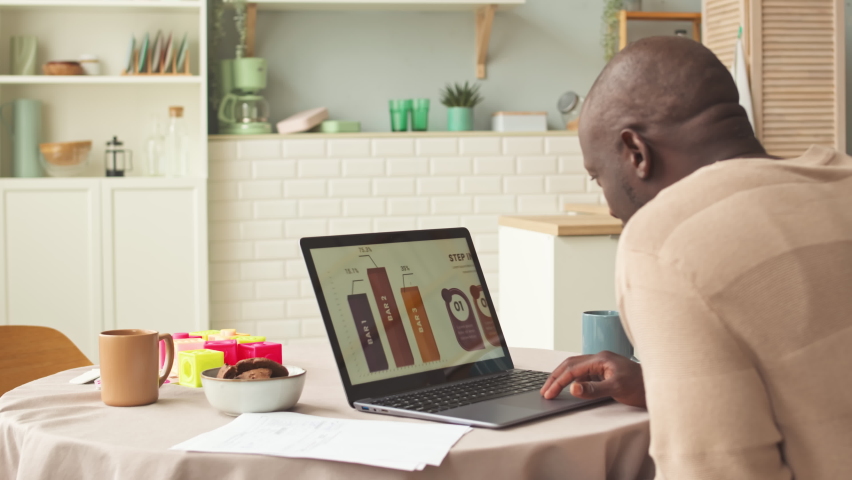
0, 326, 93, 397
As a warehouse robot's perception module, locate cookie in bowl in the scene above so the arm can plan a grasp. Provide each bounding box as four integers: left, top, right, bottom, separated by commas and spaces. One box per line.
201, 358, 305, 416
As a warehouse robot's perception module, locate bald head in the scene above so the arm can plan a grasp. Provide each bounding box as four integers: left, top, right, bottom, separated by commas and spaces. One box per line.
580, 36, 766, 223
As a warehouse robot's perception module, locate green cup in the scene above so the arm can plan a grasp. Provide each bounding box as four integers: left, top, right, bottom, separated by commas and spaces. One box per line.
447, 106, 473, 131
389, 99, 412, 132
411, 98, 430, 131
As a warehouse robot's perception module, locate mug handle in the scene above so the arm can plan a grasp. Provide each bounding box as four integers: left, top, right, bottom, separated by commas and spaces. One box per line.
158, 333, 174, 387
218, 93, 237, 123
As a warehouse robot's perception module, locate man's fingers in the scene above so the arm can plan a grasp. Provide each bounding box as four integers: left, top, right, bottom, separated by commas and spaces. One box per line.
542, 358, 603, 399
569, 378, 615, 399
540, 355, 593, 397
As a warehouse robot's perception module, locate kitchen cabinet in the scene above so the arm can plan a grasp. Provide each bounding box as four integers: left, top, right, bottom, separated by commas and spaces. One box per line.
497, 211, 622, 353
703, 0, 845, 157
0, 178, 209, 361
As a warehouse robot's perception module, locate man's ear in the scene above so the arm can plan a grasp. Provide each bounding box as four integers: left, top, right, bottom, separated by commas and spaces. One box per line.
619, 129, 651, 180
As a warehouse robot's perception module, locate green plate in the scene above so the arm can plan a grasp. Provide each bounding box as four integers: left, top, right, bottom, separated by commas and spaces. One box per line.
175, 33, 188, 72
137, 33, 149, 73
125, 35, 136, 74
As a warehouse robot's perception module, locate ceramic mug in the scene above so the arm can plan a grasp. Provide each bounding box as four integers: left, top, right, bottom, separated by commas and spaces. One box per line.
99, 329, 174, 407
582, 310, 633, 358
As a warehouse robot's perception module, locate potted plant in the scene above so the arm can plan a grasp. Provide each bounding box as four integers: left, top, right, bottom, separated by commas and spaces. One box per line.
440, 81, 483, 131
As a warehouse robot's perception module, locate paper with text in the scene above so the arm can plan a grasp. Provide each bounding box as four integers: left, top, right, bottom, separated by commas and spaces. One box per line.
171, 412, 471, 471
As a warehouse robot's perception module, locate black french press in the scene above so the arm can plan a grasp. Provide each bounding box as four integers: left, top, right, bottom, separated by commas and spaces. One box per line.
105, 136, 133, 177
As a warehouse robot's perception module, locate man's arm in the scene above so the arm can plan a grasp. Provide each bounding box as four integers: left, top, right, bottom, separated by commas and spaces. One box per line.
618, 249, 791, 480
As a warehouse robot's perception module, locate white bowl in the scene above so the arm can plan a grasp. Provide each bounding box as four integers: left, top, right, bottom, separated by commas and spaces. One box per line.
200, 365, 306, 416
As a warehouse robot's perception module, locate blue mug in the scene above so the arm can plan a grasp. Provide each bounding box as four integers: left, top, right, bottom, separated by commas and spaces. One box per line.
582, 310, 634, 359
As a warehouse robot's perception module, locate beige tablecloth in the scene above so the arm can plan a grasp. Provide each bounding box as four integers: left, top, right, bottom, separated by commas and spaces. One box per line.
0, 344, 652, 480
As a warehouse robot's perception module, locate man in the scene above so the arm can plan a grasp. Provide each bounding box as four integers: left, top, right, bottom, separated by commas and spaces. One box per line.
540, 36, 852, 478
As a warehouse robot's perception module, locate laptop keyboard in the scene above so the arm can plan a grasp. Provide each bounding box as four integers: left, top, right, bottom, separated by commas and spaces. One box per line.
368, 369, 551, 414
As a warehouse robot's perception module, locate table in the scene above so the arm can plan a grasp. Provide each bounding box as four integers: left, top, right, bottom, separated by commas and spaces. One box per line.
0, 344, 652, 480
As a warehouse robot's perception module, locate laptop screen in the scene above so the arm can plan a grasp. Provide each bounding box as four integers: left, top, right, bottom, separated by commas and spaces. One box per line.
309, 237, 506, 386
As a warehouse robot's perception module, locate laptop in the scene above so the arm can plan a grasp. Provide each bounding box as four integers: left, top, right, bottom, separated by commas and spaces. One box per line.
301, 228, 607, 429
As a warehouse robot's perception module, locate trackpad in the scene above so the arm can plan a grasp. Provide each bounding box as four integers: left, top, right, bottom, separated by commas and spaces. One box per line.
442, 398, 540, 423
442, 391, 600, 424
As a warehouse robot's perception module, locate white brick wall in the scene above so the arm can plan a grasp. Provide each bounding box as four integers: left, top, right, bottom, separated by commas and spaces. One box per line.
208, 134, 603, 345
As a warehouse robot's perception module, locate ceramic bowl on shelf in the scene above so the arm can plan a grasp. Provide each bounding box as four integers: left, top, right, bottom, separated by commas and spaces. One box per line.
39, 141, 91, 177
42, 61, 85, 75
200, 366, 306, 416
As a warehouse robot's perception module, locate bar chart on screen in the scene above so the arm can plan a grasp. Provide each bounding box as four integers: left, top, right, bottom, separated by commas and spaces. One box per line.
312, 238, 507, 386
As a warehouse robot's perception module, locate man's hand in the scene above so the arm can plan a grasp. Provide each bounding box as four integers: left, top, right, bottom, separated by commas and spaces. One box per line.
540, 351, 646, 408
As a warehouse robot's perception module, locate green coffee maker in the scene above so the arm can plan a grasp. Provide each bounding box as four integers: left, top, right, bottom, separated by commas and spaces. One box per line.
218, 57, 272, 135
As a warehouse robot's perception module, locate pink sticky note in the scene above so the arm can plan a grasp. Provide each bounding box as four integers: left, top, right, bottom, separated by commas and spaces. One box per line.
172, 332, 190, 339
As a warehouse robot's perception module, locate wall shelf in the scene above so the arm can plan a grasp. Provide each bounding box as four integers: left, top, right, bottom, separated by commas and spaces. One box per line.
250, 0, 520, 11
0, 75, 204, 85
243, 0, 514, 79
618, 10, 702, 51
0, 1, 202, 12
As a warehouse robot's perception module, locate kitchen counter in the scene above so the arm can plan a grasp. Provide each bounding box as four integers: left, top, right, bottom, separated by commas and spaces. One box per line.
498, 208, 621, 352
498, 212, 622, 236
208, 130, 578, 141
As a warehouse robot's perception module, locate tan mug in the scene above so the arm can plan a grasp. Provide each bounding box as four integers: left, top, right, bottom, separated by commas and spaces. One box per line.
99, 329, 174, 407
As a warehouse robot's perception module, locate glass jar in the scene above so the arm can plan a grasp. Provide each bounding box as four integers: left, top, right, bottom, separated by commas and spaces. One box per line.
557, 91, 584, 131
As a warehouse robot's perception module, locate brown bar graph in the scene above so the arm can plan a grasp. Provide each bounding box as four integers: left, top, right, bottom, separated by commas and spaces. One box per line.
347, 293, 389, 373
470, 285, 501, 347
401, 286, 441, 363
367, 267, 415, 367
442, 288, 484, 351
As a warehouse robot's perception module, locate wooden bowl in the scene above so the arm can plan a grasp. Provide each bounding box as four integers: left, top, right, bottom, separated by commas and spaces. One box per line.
42, 61, 85, 76
39, 141, 92, 166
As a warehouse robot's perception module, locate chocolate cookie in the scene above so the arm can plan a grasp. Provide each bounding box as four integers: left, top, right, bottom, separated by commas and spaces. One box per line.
235, 357, 289, 378
237, 368, 272, 380
216, 364, 238, 379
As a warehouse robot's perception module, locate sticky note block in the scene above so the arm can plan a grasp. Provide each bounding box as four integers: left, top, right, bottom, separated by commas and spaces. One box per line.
172, 332, 190, 339
171, 339, 208, 377
235, 335, 266, 344
219, 329, 237, 336
237, 342, 282, 363
189, 330, 220, 341
205, 339, 238, 365
179, 349, 225, 388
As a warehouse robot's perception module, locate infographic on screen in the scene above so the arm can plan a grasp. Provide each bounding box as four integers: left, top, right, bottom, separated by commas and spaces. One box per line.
310, 238, 504, 386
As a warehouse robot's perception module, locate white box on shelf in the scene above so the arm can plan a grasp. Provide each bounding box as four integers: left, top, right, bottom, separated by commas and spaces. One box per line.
492, 111, 547, 132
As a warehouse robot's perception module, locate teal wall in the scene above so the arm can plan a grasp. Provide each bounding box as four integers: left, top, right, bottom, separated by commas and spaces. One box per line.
251, 0, 701, 132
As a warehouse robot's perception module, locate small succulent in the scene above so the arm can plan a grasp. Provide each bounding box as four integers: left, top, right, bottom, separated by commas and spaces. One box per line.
439, 81, 484, 108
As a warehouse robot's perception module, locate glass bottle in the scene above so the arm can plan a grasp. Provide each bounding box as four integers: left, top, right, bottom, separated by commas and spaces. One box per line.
146, 117, 165, 176
164, 106, 188, 177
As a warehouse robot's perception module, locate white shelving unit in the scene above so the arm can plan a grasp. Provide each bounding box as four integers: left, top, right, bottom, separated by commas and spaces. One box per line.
0, 0, 210, 358
0, 1, 202, 12
0, 0, 208, 178
0, 75, 204, 85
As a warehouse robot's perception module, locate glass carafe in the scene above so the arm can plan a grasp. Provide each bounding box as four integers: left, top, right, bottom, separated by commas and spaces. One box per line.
219, 94, 270, 124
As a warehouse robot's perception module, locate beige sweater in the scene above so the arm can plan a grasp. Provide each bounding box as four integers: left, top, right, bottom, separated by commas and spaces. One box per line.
616, 146, 852, 479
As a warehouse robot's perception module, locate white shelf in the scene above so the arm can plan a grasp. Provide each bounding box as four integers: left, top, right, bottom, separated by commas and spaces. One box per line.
252, 0, 523, 11
0, 75, 203, 85
0, 0, 201, 12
